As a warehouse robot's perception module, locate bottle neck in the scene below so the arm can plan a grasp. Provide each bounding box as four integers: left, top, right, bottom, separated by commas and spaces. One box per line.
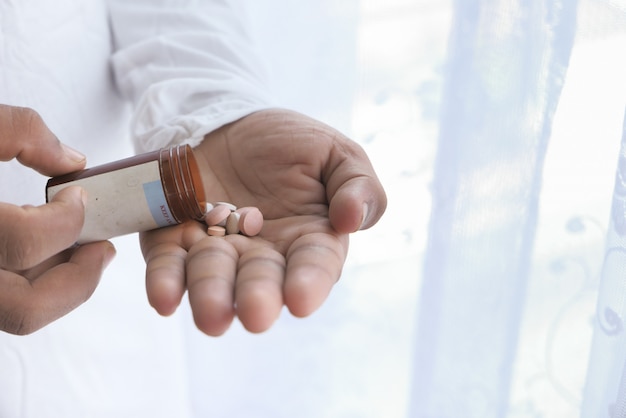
159, 145, 206, 223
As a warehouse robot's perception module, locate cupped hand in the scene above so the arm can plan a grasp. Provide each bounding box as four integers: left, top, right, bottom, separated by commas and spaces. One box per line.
0, 105, 116, 335
140, 109, 386, 335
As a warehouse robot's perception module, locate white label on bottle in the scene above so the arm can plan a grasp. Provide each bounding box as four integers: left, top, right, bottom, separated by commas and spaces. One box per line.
47, 160, 176, 243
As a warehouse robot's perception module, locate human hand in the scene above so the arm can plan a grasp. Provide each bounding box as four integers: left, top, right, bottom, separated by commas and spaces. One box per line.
141, 109, 386, 335
0, 105, 116, 335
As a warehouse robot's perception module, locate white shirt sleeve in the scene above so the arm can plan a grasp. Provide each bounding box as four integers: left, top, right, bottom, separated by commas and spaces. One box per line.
107, 0, 275, 153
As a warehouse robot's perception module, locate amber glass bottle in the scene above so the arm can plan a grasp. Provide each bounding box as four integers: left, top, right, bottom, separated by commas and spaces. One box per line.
46, 144, 206, 243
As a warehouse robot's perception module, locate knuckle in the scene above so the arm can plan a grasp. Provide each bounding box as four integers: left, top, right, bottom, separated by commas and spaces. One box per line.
0, 306, 34, 336
1, 106, 50, 161
0, 210, 40, 270
9, 106, 41, 135
14, 106, 42, 128
340, 137, 368, 158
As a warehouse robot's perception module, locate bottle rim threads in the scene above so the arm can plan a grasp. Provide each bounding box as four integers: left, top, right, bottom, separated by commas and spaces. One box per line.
159, 144, 206, 224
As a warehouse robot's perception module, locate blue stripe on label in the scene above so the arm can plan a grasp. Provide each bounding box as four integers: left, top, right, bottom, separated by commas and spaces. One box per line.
143, 180, 177, 227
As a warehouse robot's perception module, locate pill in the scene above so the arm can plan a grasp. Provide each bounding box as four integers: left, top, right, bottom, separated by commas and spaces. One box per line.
236, 207, 264, 236
215, 201, 237, 212
207, 225, 226, 237
225, 212, 241, 235
203, 202, 214, 214
204, 204, 231, 226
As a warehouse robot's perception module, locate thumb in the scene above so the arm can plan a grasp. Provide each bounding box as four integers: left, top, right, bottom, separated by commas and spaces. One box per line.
328, 177, 387, 233
0, 186, 86, 270
324, 142, 387, 233
42, 185, 87, 243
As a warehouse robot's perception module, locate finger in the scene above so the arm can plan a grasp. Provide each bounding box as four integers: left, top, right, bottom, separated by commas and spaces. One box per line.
141, 222, 206, 316
284, 232, 348, 317
0, 241, 115, 335
143, 241, 188, 316
0, 186, 86, 270
186, 237, 238, 336
0, 105, 86, 176
235, 244, 285, 333
324, 140, 387, 233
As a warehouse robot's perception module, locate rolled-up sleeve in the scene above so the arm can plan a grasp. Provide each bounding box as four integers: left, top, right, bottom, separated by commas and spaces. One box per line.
107, 0, 274, 152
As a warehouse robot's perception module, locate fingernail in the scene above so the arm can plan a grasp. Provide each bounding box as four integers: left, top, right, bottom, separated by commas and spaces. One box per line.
61, 143, 86, 164
359, 202, 369, 230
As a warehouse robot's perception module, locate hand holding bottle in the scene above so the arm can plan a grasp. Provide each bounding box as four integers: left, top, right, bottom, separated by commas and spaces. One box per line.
0, 105, 115, 335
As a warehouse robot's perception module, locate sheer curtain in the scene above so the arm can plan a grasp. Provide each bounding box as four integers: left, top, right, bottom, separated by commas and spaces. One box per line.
408, 0, 626, 417
177, 1, 625, 417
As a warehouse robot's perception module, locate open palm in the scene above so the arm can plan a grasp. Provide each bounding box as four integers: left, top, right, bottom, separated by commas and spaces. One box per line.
140, 109, 386, 336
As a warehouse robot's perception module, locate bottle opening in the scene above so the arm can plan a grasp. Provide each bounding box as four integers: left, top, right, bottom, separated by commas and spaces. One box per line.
159, 145, 206, 223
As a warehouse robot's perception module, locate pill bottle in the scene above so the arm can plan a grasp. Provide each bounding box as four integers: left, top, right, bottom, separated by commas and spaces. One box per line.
46, 144, 206, 244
